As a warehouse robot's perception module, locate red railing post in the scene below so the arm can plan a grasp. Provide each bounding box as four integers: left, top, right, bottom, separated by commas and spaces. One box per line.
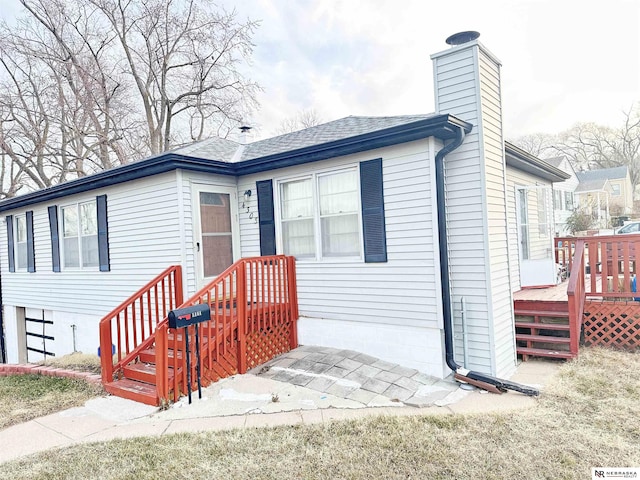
155, 324, 168, 404
174, 266, 184, 307
236, 261, 248, 374
287, 255, 299, 349
99, 321, 113, 383
567, 240, 586, 358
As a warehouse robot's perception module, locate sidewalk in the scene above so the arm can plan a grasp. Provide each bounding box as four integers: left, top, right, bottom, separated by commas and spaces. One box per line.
0, 354, 560, 464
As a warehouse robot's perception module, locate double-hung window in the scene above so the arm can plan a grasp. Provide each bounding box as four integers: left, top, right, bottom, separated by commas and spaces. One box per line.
279, 168, 361, 260
61, 200, 98, 269
15, 215, 27, 270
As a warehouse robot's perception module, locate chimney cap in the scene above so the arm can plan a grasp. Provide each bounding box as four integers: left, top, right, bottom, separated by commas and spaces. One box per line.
445, 31, 480, 46
239, 125, 252, 133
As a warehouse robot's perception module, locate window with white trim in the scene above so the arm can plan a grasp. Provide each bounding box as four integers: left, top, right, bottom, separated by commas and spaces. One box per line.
278, 168, 362, 260
61, 200, 98, 268
15, 215, 27, 270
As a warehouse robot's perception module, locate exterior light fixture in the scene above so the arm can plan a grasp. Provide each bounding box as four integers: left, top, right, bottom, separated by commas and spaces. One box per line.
244, 190, 252, 202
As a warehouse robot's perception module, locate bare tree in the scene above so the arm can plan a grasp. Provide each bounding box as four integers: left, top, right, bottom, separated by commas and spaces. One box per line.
88, 0, 259, 154
511, 132, 558, 158
512, 103, 640, 191
274, 109, 323, 135
0, 0, 259, 196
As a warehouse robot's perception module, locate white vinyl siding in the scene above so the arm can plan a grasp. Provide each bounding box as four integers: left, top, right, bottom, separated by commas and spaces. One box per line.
432, 41, 515, 377
238, 140, 443, 342
0, 172, 184, 318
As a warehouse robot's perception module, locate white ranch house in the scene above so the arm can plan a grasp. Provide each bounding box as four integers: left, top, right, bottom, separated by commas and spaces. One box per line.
0, 35, 569, 383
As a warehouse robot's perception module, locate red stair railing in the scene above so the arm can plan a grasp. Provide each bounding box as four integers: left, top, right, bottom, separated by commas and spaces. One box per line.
99, 266, 183, 383
155, 255, 298, 403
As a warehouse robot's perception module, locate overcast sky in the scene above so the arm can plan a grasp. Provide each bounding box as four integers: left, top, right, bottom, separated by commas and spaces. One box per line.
2, 0, 638, 142
223, 0, 639, 140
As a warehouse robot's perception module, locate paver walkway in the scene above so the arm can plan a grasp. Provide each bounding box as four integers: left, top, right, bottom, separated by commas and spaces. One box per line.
252, 345, 457, 406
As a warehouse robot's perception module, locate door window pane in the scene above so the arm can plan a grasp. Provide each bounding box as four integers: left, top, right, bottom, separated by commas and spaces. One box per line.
199, 192, 233, 277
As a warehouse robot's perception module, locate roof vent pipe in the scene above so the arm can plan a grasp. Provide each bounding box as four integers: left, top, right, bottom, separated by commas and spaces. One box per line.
445, 31, 480, 46
238, 125, 252, 145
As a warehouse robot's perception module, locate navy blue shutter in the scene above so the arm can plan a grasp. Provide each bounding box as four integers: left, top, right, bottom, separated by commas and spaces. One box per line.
6, 215, 15, 272
360, 158, 387, 263
48, 206, 61, 272
26, 211, 35, 272
256, 180, 276, 256
96, 195, 110, 272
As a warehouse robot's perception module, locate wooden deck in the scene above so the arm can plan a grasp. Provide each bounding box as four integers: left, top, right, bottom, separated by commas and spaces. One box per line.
513, 280, 569, 302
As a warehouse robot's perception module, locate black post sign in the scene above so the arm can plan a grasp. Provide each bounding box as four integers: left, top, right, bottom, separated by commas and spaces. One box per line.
168, 304, 211, 404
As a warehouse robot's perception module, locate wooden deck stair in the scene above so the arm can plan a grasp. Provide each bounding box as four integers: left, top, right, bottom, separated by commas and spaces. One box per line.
514, 298, 574, 360
100, 256, 299, 406
103, 326, 235, 405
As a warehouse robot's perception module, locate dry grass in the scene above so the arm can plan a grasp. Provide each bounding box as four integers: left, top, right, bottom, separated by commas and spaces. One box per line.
0, 375, 103, 429
1, 347, 639, 479
40, 352, 102, 375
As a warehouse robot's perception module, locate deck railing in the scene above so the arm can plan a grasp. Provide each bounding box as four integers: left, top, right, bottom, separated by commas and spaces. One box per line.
566, 240, 586, 357
154, 255, 297, 403
559, 234, 640, 352
99, 266, 183, 383
556, 235, 640, 298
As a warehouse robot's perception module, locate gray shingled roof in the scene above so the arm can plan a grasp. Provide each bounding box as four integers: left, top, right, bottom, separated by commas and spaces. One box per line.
577, 166, 628, 182
544, 156, 565, 168
171, 114, 438, 163
575, 177, 608, 192
171, 136, 240, 162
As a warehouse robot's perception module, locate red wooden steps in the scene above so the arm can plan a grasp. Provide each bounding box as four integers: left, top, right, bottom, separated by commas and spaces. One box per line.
514, 299, 576, 360
103, 378, 158, 406
516, 347, 574, 359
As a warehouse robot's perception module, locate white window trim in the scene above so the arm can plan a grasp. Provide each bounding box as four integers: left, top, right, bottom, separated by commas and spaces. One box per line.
59, 199, 98, 271
14, 214, 27, 271
274, 165, 364, 263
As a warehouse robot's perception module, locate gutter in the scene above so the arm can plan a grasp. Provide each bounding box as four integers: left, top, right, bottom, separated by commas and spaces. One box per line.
0, 266, 5, 363
435, 126, 539, 396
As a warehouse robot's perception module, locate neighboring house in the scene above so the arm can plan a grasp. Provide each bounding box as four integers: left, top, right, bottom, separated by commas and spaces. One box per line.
545, 156, 578, 236
575, 166, 633, 227
0, 34, 567, 381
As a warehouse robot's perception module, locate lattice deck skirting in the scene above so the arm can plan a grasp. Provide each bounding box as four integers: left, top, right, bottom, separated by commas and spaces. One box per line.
245, 322, 293, 371
583, 300, 640, 349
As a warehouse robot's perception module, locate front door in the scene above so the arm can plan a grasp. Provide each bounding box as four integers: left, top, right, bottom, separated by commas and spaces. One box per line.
193, 185, 239, 287
516, 185, 557, 287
